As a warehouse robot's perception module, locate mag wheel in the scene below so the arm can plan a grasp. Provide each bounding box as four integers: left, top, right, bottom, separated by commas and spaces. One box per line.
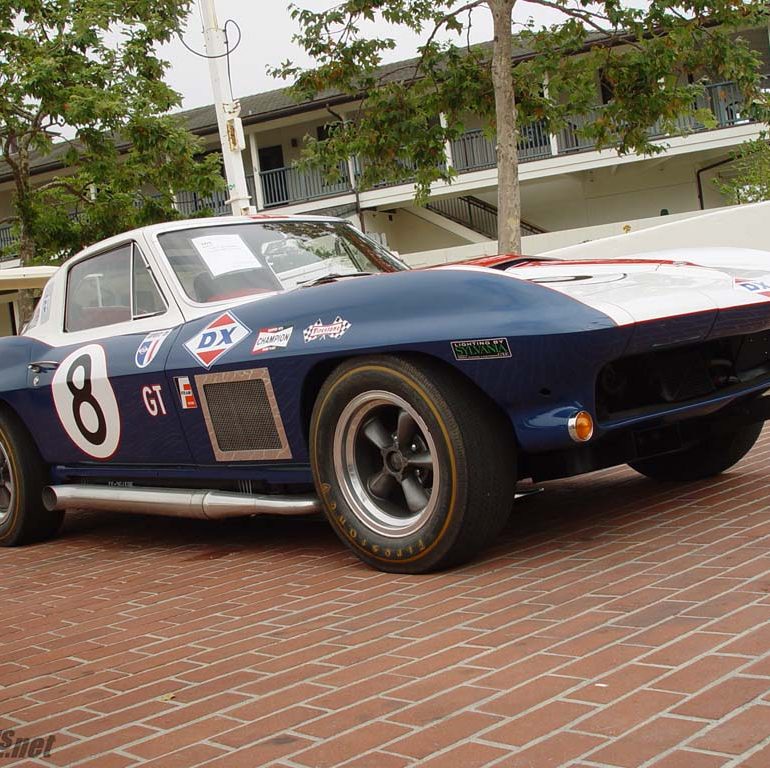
310, 356, 516, 573
0, 409, 63, 546
629, 421, 763, 482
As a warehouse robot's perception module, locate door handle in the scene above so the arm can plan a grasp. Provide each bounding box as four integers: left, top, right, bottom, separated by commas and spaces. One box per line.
28, 360, 60, 374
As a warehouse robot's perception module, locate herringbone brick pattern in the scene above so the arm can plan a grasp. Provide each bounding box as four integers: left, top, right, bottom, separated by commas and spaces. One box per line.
1, 431, 769, 767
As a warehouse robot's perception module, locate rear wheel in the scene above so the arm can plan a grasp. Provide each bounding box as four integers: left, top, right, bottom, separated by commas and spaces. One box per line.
629, 421, 763, 482
310, 356, 517, 573
0, 409, 63, 546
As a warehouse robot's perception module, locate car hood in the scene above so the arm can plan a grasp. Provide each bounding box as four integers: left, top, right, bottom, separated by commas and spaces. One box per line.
455, 247, 770, 326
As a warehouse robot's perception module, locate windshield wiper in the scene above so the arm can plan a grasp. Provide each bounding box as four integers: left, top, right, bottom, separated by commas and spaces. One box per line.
298, 272, 374, 288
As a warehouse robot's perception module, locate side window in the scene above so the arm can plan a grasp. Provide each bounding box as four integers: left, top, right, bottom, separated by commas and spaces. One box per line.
65, 245, 132, 332
132, 246, 166, 319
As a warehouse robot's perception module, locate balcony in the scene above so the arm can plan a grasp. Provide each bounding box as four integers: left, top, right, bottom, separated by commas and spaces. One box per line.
260, 161, 352, 208
171, 78, 760, 215
451, 121, 552, 172
0, 224, 17, 261
175, 176, 259, 217
557, 80, 763, 155
449, 80, 765, 169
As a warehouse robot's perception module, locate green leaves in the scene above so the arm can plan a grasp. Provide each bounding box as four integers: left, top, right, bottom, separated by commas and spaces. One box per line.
716, 132, 770, 204
276, 0, 769, 208
0, 0, 222, 263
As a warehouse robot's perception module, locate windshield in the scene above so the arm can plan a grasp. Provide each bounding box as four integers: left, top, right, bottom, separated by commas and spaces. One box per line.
157, 220, 405, 303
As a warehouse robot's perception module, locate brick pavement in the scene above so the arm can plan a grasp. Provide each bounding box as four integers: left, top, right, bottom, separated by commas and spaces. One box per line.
1, 431, 769, 767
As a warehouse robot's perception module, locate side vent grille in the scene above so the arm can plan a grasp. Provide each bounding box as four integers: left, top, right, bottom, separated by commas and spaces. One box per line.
195, 369, 292, 461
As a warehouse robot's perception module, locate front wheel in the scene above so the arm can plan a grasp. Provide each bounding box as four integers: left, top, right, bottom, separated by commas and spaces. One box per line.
0, 408, 63, 546
310, 356, 517, 573
629, 421, 763, 482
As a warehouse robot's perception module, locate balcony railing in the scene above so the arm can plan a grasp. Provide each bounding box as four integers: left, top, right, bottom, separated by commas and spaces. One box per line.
0, 224, 17, 260
260, 161, 352, 208
175, 176, 258, 217
451, 121, 552, 173
557, 80, 763, 154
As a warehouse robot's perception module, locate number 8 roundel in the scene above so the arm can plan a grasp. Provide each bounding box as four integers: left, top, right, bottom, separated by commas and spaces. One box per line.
52, 344, 121, 460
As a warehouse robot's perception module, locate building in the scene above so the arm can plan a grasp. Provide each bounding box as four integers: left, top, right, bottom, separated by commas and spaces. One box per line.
0, 24, 768, 271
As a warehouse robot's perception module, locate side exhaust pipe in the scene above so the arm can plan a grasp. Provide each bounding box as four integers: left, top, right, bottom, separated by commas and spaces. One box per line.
42, 485, 322, 519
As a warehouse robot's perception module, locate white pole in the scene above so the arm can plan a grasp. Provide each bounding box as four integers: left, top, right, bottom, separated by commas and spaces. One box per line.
248, 132, 265, 211
200, 0, 255, 216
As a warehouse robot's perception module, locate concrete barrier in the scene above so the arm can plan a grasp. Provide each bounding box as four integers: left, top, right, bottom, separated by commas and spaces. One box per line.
541, 200, 770, 259
401, 201, 770, 265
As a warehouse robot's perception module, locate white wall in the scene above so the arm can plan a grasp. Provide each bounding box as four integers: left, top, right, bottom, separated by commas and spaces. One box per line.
542, 200, 770, 260
364, 209, 470, 254
401, 202, 770, 266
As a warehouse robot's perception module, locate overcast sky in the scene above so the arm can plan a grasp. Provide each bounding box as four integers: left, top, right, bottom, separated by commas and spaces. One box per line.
160, 1, 560, 112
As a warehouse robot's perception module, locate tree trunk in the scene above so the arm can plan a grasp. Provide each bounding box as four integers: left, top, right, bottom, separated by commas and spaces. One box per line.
488, 0, 521, 254
13, 154, 37, 326
16, 225, 36, 327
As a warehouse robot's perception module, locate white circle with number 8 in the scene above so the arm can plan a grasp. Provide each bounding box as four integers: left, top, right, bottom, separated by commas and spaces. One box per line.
52, 345, 121, 459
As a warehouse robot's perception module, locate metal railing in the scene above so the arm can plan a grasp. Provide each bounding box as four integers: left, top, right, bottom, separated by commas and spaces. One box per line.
175, 176, 258, 217
451, 130, 497, 172
450, 122, 552, 173
556, 109, 602, 154
427, 195, 499, 239
426, 195, 547, 240
260, 161, 352, 208
707, 80, 752, 127
558, 79, 764, 153
0, 224, 17, 260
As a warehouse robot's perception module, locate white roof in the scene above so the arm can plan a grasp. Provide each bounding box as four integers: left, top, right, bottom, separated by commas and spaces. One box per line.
0, 265, 58, 290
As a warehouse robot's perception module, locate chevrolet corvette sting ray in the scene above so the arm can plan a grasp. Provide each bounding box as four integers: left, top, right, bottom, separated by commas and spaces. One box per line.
1, 215, 769, 572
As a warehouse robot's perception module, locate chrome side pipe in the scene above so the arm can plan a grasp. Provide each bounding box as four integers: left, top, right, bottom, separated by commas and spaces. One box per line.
42, 485, 322, 519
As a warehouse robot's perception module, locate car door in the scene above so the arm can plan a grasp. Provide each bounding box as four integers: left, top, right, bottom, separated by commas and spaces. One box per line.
23, 241, 194, 467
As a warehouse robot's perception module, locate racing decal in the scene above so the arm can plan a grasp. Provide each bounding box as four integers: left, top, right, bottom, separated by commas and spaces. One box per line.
734, 276, 770, 298
135, 329, 173, 369
184, 312, 250, 368
451, 337, 511, 361
252, 325, 293, 354
142, 385, 167, 417
51, 344, 121, 460
175, 376, 198, 409
303, 316, 351, 343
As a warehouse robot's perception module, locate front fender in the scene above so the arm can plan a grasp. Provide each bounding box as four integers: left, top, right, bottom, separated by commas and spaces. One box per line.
168, 269, 629, 460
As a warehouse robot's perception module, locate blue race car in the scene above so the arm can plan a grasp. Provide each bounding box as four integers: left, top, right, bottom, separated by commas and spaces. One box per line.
2, 215, 770, 572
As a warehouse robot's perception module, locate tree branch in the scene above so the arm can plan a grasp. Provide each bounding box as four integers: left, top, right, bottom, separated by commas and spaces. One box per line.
523, 0, 619, 40
411, 0, 486, 82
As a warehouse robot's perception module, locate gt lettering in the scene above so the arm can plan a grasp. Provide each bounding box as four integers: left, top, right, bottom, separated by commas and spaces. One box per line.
142, 385, 167, 417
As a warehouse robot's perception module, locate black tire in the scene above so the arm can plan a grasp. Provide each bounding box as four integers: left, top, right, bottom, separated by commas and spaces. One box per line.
310, 356, 517, 573
0, 408, 63, 546
629, 421, 763, 482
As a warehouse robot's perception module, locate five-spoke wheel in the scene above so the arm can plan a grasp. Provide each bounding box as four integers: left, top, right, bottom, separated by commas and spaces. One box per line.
334, 391, 439, 538
311, 356, 517, 573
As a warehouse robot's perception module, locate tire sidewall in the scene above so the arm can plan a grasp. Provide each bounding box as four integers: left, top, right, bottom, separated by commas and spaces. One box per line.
0, 419, 24, 544
311, 362, 467, 570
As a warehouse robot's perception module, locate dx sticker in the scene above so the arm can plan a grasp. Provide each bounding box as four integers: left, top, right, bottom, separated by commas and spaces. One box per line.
52, 345, 120, 459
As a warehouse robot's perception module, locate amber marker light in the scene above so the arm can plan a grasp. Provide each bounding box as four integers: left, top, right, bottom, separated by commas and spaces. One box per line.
568, 410, 594, 442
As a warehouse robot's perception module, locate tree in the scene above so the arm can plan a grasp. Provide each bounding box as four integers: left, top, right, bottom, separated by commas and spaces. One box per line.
0, 0, 224, 270
716, 133, 770, 204
275, 0, 770, 253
